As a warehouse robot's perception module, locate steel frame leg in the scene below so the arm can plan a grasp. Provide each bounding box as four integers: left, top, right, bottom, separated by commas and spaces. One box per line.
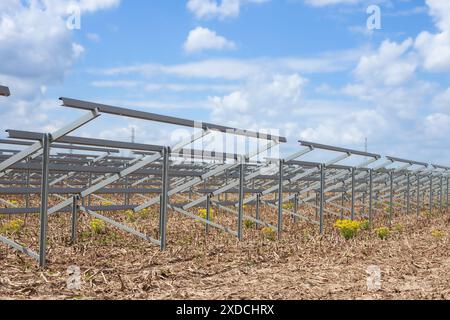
159, 147, 169, 251
351, 168, 355, 220
319, 164, 325, 235
369, 169, 373, 227
39, 133, 50, 268
389, 171, 393, 226
71, 195, 79, 244
277, 160, 284, 239
238, 162, 245, 240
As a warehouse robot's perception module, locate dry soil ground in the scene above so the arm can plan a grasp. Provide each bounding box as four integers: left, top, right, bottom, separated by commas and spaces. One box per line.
0, 200, 449, 300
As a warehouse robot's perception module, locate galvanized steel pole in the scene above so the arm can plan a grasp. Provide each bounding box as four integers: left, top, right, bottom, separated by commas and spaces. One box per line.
238, 161, 245, 240
319, 164, 325, 235
389, 171, 393, 226
351, 168, 355, 220
160, 147, 169, 251
369, 169, 373, 227
39, 133, 50, 268
71, 195, 79, 244
277, 160, 284, 239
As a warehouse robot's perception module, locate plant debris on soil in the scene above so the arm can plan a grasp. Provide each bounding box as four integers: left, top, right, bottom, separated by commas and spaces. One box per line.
1, 198, 450, 300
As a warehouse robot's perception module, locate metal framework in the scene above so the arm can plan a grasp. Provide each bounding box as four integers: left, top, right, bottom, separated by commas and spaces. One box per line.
0, 89, 449, 268
0, 86, 10, 97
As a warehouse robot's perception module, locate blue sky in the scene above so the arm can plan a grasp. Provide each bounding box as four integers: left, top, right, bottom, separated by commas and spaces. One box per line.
1, 0, 450, 163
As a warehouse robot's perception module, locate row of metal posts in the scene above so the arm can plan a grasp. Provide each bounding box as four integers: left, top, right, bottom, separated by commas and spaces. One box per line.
36, 142, 450, 267
266, 165, 448, 237
39, 142, 172, 268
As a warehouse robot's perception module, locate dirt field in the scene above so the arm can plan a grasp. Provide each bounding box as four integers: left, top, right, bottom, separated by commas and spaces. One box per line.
1, 199, 449, 300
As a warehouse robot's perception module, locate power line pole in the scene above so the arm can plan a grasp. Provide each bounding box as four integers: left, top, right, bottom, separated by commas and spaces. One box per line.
130, 127, 136, 157
364, 137, 368, 162
131, 127, 136, 144
365, 137, 368, 153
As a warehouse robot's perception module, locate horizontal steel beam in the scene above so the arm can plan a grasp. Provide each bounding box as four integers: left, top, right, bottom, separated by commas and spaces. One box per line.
0, 205, 135, 215
286, 160, 371, 171
0, 187, 164, 195
386, 156, 428, 167
286, 160, 321, 168
136, 148, 242, 162
60, 97, 287, 143
0, 201, 260, 215
5, 162, 203, 177
432, 164, 450, 171
7, 130, 164, 153
299, 140, 381, 158
0, 139, 120, 153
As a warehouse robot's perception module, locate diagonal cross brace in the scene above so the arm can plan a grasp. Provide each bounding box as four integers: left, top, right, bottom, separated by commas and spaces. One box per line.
0, 110, 99, 173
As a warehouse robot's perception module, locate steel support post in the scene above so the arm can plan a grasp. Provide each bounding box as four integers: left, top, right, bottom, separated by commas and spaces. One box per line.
351, 168, 355, 220
206, 193, 211, 235
225, 169, 228, 202
39, 133, 50, 268
315, 193, 319, 219
125, 175, 129, 206
362, 192, 366, 216
71, 195, 79, 244
369, 169, 373, 227
389, 171, 393, 226
256, 193, 261, 225
294, 193, 299, 223
429, 175, 433, 216
88, 173, 92, 206
237, 161, 245, 240
447, 177, 449, 212
417, 174, 420, 218
277, 160, 284, 239
406, 173, 410, 215
319, 164, 325, 235
440, 176, 443, 212
159, 147, 169, 251
25, 157, 30, 208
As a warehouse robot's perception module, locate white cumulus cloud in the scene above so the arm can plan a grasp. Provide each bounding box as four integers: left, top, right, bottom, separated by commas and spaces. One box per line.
354, 39, 417, 87
209, 74, 306, 129
415, 0, 450, 72
187, 0, 268, 20
0, 0, 120, 136
304, 0, 361, 7
184, 27, 236, 53
424, 113, 450, 138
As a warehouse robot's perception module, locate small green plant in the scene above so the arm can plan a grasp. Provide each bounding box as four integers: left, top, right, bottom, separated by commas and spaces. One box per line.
431, 229, 445, 238
1, 219, 24, 234
375, 227, 390, 240
138, 208, 150, 219
360, 220, 370, 231
394, 223, 404, 233
282, 202, 295, 210
244, 219, 255, 229
334, 219, 361, 240
261, 227, 277, 241
125, 210, 137, 222
197, 208, 215, 220
302, 229, 311, 240
89, 219, 107, 234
